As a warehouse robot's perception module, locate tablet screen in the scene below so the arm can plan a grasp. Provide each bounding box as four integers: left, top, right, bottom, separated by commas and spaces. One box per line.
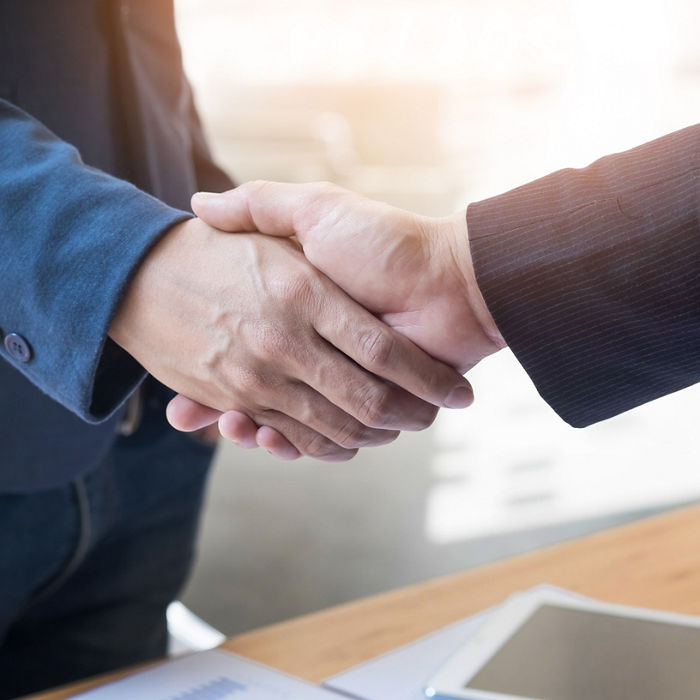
465, 603, 700, 699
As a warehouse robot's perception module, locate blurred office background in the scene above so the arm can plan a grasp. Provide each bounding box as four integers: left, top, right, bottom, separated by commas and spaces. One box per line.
173, 0, 700, 635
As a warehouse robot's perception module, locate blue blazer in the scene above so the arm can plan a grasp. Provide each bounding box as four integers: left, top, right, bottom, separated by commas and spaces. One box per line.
0, 0, 232, 491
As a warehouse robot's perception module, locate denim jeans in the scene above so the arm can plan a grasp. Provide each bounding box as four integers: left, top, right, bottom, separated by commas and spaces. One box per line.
0, 385, 214, 699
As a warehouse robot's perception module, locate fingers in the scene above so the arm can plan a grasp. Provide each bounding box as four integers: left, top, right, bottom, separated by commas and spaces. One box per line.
209, 405, 366, 462
243, 322, 440, 433
245, 375, 402, 448
312, 290, 473, 411
216, 410, 360, 462
166, 395, 392, 462
255, 426, 301, 460
218, 410, 259, 449
166, 314, 442, 452
248, 409, 360, 462
192, 181, 313, 239
272, 341, 436, 432
238, 253, 470, 418
215, 266, 448, 431
166, 396, 263, 453
217, 411, 300, 459
166, 394, 222, 432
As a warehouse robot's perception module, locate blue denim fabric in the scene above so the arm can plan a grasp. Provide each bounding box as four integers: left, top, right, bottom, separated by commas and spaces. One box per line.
0, 385, 214, 699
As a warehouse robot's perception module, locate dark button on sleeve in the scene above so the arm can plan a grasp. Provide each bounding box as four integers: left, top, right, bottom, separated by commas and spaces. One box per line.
5, 333, 33, 363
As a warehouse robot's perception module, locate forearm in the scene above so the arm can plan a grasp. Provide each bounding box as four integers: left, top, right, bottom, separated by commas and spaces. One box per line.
467, 124, 700, 426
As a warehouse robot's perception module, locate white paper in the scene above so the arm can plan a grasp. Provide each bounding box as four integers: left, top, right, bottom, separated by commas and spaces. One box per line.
323, 585, 585, 700
323, 612, 490, 700
70, 649, 342, 700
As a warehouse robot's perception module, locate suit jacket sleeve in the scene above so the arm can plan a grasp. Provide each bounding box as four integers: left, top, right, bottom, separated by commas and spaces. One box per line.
0, 98, 192, 423
467, 124, 700, 427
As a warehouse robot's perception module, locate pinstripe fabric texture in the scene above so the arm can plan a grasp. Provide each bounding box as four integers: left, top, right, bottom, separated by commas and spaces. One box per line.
468, 124, 700, 427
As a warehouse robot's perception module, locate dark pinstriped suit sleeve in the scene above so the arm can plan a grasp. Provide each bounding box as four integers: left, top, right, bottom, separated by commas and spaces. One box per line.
467, 124, 700, 427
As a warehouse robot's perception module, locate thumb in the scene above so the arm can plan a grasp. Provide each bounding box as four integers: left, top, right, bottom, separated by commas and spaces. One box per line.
192, 181, 342, 246
192, 181, 308, 239
191, 188, 262, 233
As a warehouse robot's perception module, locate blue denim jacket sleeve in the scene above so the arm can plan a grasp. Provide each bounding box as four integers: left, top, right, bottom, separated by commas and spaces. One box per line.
0, 99, 192, 423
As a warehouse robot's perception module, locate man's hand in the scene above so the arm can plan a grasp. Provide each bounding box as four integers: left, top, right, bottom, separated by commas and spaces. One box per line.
167, 182, 506, 455
110, 217, 472, 461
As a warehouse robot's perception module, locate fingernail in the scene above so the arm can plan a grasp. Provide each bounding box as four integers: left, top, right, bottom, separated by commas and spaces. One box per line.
444, 385, 473, 409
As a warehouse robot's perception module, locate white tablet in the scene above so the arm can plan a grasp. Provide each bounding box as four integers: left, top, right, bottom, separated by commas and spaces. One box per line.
424, 587, 700, 700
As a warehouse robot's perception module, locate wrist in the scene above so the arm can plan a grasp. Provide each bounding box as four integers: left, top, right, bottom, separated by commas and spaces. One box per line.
441, 212, 506, 355
109, 217, 206, 361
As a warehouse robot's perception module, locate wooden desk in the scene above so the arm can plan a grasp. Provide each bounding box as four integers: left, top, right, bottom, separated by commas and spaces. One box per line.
31, 503, 700, 699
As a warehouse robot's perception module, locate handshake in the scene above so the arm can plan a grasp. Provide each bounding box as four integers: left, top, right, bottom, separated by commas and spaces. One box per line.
111, 181, 507, 460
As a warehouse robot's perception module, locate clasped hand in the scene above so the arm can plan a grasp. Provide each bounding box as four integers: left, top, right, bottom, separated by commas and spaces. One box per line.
152, 182, 505, 460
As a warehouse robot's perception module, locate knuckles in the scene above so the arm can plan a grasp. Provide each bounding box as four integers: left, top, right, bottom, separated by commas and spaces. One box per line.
329, 421, 367, 449
272, 267, 320, 306
353, 383, 439, 432
329, 420, 391, 450
354, 383, 396, 428
250, 323, 295, 364
231, 367, 267, 398
356, 327, 395, 371
300, 431, 356, 461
